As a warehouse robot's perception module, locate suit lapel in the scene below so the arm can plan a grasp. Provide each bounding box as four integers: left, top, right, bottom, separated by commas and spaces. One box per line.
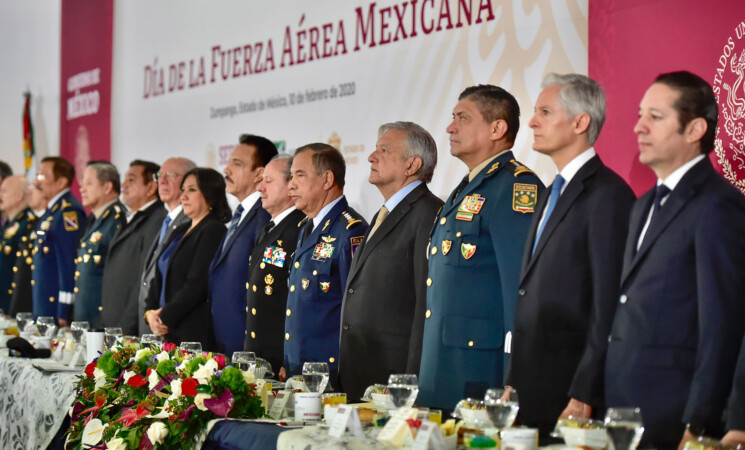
214, 199, 262, 267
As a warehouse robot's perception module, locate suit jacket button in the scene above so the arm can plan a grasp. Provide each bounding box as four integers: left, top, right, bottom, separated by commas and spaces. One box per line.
426, 278, 433, 287
252, 308, 257, 315
608, 335, 612, 343
425, 309, 432, 319
285, 333, 290, 341
348, 288, 354, 294
251, 331, 256, 339
518, 289, 526, 296
286, 309, 291, 317
620, 294, 627, 304
98, 306, 103, 311
343, 324, 350, 330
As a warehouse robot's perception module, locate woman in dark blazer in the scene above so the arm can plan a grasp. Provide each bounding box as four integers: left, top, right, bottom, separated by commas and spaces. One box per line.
144, 168, 230, 349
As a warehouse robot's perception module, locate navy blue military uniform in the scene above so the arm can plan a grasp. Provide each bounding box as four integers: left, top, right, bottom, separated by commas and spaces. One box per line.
418, 151, 544, 410
32, 191, 86, 321
284, 197, 367, 379
1, 208, 37, 312
73, 201, 127, 325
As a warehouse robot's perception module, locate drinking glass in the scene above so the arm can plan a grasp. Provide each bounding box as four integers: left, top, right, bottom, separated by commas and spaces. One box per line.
141, 334, 163, 347
104, 327, 123, 350
16, 312, 33, 334
484, 388, 519, 434
36, 316, 56, 337
387, 373, 419, 408
302, 362, 330, 393
254, 357, 274, 379
231, 351, 257, 372
70, 321, 90, 343
605, 407, 644, 450
179, 341, 202, 354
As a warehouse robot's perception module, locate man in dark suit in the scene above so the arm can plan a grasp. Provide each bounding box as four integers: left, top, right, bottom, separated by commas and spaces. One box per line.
101, 160, 163, 334
210, 134, 276, 356
722, 335, 745, 447
0, 176, 32, 311
244, 154, 304, 374
605, 71, 745, 449
9, 183, 45, 316
32, 157, 87, 326
339, 122, 444, 402
283, 143, 367, 383
418, 85, 543, 410
137, 157, 195, 335
505, 74, 635, 438
73, 162, 126, 325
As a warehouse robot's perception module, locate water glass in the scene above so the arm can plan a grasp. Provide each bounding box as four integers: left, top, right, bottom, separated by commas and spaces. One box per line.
179, 341, 202, 354
141, 334, 163, 347
104, 327, 123, 350
605, 407, 644, 450
302, 362, 330, 393
16, 312, 33, 334
70, 321, 90, 343
484, 388, 519, 431
36, 316, 56, 337
387, 373, 419, 408
231, 351, 257, 372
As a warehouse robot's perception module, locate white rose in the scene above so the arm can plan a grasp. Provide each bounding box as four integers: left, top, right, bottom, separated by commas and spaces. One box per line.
146, 421, 169, 445
193, 359, 219, 384
106, 437, 127, 450
148, 369, 160, 389
134, 348, 151, 361
155, 351, 170, 363
194, 393, 210, 411
168, 379, 182, 400
122, 370, 135, 385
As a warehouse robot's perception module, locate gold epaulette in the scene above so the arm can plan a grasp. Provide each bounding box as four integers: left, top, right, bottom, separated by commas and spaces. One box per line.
341, 210, 363, 230
508, 159, 536, 177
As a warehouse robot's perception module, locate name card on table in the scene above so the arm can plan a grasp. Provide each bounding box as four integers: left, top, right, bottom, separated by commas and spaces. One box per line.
412, 420, 446, 450
328, 404, 363, 438
268, 390, 291, 419
377, 407, 418, 447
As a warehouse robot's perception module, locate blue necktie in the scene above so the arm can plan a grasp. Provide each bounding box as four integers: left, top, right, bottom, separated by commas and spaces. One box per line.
158, 215, 172, 245
221, 204, 244, 253
532, 174, 565, 254
653, 184, 671, 214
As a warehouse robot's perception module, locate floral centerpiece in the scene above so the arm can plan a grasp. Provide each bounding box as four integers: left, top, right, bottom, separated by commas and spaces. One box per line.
66, 342, 265, 449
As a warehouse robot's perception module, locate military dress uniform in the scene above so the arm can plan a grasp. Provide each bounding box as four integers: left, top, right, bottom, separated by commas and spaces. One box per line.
73, 201, 127, 325
244, 208, 305, 374
418, 151, 544, 410
0, 208, 37, 311
8, 209, 39, 316
32, 191, 86, 321
283, 197, 367, 380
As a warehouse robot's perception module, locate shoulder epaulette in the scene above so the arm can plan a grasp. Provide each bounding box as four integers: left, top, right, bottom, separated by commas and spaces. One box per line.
341, 210, 363, 230
507, 159, 536, 177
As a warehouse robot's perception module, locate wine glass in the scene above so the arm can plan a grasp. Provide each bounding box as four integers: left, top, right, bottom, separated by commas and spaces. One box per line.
231, 351, 257, 372
36, 316, 56, 337
16, 312, 33, 334
387, 374, 419, 408
302, 362, 330, 393
484, 388, 519, 437
179, 341, 202, 354
104, 327, 123, 350
141, 334, 163, 347
605, 407, 644, 450
70, 321, 90, 343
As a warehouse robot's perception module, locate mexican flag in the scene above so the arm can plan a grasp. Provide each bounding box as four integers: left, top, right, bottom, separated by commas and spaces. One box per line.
23, 92, 36, 180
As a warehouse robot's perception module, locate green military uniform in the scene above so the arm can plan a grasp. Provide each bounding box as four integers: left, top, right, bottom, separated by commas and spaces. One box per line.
0, 208, 37, 312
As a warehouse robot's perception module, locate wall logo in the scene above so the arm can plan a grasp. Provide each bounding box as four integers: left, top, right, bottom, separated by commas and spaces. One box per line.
713, 20, 745, 194
328, 132, 341, 150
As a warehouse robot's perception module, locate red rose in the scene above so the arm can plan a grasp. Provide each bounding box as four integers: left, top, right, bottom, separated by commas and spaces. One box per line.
214, 355, 226, 369
127, 373, 148, 387
181, 377, 199, 396
84, 361, 97, 377
162, 342, 177, 353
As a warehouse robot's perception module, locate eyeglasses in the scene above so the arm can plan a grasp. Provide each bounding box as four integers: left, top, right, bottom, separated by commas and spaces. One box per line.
35, 173, 47, 181
155, 171, 181, 181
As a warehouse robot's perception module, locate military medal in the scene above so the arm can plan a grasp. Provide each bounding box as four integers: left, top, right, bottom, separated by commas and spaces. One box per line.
302, 278, 310, 290
41, 221, 51, 231
262, 245, 287, 267
513, 183, 538, 213
90, 231, 103, 243
83, 254, 91, 263
456, 194, 485, 221
442, 240, 452, 255
312, 236, 336, 261
4, 223, 19, 239
3, 246, 11, 255
264, 274, 274, 285
461, 243, 477, 260
93, 255, 102, 264
320, 281, 330, 292
265, 286, 273, 295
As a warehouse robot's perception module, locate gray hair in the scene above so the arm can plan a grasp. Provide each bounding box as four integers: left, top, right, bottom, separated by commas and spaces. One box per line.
542, 73, 606, 146
88, 161, 121, 194
377, 121, 437, 183
269, 153, 293, 182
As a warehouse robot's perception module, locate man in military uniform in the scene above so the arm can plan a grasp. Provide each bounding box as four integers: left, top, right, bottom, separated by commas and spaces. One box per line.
9, 184, 46, 316
282, 143, 367, 383
0, 175, 33, 311
101, 160, 163, 334
418, 85, 544, 410
32, 157, 86, 325
73, 162, 126, 325
210, 134, 276, 356
244, 154, 304, 374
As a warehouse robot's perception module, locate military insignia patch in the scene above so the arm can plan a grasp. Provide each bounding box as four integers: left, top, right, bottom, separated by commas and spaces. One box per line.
312, 242, 335, 261
264, 274, 275, 285
513, 184, 538, 213
322, 219, 330, 231
442, 240, 452, 255
41, 220, 51, 231
320, 281, 330, 293
350, 236, 363, 257
63, 212, 80, 231
262, 245, 287, 267
4, 223, 19, 239
486, 162, 501, 175
458, 194, 485, 215
461, 243, 477, 260
302, 278, 310, 290
103, 210, 110, 219
90, 231, 103, 243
